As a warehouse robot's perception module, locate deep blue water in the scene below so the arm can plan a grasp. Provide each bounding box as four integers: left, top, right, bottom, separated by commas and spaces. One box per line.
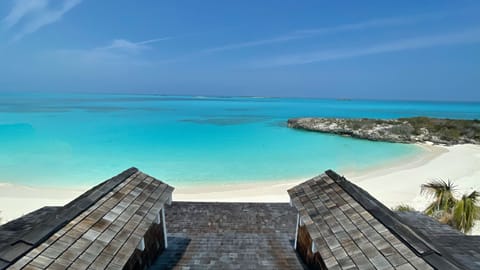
0, 93, 479, 188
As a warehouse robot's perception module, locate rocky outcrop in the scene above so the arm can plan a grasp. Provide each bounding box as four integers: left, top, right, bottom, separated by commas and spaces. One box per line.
287, 117, 480, 145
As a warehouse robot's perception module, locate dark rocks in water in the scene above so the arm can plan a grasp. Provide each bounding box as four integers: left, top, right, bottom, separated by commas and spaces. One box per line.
287, 117, 480, 145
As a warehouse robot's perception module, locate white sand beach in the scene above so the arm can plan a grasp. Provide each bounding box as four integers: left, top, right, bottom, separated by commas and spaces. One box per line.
0, 183, 84, 223
349, 144, 480, 210
1, 143, 480, 233
174, 144, 480, 208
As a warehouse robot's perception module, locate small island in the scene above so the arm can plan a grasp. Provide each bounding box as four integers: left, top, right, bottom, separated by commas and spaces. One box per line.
287, 117, 480, 145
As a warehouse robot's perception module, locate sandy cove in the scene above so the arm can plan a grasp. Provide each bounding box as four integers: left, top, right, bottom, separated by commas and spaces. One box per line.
1, 143, 480, 233
174, 144, 480, 209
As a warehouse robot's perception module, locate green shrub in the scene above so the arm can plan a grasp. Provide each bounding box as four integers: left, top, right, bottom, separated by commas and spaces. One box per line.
393, 204, 416, 212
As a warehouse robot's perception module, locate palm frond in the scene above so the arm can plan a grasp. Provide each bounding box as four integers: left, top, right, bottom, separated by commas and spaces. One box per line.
420, 179, 457, 197
424, 202, 437, 216
467, 190, 480, 201
467, 191, 480, 220
453, 192, 480, 234
421, 179, 457, 214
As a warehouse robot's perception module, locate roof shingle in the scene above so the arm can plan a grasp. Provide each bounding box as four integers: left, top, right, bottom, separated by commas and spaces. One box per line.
0, 168, 173, 270
397, 211, 480, 270
288, 170, 467, 270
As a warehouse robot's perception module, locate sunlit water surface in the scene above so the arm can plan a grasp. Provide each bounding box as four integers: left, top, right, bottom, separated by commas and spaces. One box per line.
1, 93, 479, 188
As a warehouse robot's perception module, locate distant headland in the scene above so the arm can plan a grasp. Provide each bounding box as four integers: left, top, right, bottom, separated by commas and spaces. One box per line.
287, 117, 480, 145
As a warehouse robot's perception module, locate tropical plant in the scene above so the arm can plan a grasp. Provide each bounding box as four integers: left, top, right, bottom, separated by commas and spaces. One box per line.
393, 204, 416, 212
452, 191, 480, 234
421, 180, 457, 215
421, 180, 480, 234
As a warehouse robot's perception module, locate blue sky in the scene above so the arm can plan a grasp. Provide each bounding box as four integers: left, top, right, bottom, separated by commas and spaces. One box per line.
0, 1, 479, 101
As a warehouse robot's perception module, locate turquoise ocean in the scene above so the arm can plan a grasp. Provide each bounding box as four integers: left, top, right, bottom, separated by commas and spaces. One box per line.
1, 93, 479, 188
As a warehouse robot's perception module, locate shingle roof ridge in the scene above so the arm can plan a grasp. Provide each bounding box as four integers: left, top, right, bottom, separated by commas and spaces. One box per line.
324, 170, 464, 270
0, 167, 139, 269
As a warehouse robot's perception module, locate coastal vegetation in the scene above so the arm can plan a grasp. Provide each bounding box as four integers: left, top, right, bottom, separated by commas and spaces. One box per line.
421, 180, 480, 234
287, 117, 480, 145
392, 204, 416, 212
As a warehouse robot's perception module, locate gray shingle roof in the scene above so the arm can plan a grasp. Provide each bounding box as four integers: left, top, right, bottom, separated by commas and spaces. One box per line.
151, 202, 307, 269
0, 168, 173, 270
288, 170, 465, 270
397, 212, 480, 270
0, 207, 61, 251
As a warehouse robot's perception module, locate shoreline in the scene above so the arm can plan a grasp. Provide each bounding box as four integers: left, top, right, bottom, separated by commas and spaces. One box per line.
345, 143, 448, 179
1, 143, 480, 234
169, 143, 450, 203
287, 117, 480, 146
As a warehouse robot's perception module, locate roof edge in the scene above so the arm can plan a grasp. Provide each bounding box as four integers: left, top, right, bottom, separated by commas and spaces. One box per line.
0, 167, 139, 268
324, 169, 464, 270
22, 167, 139, 245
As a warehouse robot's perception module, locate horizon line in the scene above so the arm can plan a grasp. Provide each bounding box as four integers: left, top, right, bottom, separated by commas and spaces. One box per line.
0, 91, 479, 104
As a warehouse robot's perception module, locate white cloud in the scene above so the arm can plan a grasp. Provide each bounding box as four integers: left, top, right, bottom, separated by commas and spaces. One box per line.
254, 28, 480, 67
3, 0, 48, 29
99, 37, 172, 53
54, 37, 170, 65
204, 13, 446, 53
2, 0, 82, 41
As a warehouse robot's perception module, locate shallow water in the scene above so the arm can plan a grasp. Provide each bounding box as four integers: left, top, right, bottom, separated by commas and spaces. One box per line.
0, 93, 479, 188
